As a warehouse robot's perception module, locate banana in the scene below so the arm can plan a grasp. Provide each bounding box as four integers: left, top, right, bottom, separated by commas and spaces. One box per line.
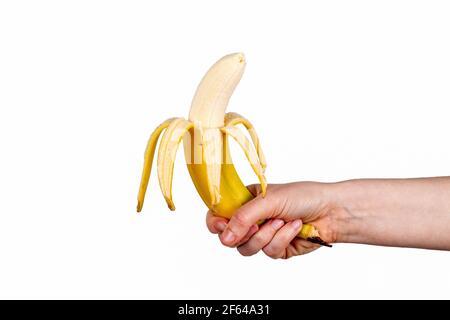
137, 53, 331, 247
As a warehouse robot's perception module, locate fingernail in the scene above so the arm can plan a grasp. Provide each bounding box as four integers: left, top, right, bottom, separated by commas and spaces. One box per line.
292, 220, 302, 230
216, 221, 227, 232
271, 219, 284, 230
222, 230, 236, 244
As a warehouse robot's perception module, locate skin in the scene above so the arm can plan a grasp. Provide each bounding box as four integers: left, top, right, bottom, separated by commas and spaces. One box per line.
206, 177, 450, 259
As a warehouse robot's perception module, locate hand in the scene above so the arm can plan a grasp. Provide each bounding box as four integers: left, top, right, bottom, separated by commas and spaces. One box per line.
207, 178, 450, 257
206, 182, 342, 259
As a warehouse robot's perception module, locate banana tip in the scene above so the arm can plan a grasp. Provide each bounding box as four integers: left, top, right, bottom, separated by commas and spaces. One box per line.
166, 199, 176, 211
227, 52, 245, 64
237, 53, 245, 64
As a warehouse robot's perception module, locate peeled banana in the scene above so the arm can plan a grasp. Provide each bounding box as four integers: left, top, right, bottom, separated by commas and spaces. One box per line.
137, 53, 331, 247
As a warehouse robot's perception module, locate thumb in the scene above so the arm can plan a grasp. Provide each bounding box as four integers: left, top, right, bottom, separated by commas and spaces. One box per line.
219, 189, 280, 247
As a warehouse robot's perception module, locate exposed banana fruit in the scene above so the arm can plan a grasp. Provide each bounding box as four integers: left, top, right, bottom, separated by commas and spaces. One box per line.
137, 53, 331, 247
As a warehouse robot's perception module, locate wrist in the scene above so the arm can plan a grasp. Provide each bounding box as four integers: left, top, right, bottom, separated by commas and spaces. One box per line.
326, 180, 370, 244
323, 177, 450, 249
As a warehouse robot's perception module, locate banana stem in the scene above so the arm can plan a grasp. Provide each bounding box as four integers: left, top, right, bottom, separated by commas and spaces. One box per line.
306, 236, 333, 247
298, 223, 332, 247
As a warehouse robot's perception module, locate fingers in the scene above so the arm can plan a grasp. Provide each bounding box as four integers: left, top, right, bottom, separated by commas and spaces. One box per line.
206, 210, 229, 234
236, 224, 259, 247
263, 219, 303, 259
220, 192, 280, 247
237, 219, 285, 256
208, 207, 319, 259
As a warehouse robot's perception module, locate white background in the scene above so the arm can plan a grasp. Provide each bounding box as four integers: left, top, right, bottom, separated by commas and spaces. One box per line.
1, 1, 449, 299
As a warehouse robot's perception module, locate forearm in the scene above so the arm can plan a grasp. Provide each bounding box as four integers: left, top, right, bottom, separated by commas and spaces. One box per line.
332, 177, 450, 250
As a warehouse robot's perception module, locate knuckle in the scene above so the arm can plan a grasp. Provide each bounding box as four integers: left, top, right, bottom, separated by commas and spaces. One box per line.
232, 212, 249, 228
247, 184, 259, 195
206, 222, 216, 234
219, 237, 235, 248
262, 245, 278, 258
249, 183, 266, 197
205, 214, 215, 230
267, 253, 278, 260
251, 230, 267, 245
280, 253, 289, 260
237, 246, 255, 257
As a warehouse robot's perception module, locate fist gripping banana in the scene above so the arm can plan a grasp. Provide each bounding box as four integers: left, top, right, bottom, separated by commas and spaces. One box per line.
137, 53, 330, 247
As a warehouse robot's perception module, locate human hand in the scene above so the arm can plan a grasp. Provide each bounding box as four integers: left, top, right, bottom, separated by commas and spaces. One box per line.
206, 182, 341, 259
